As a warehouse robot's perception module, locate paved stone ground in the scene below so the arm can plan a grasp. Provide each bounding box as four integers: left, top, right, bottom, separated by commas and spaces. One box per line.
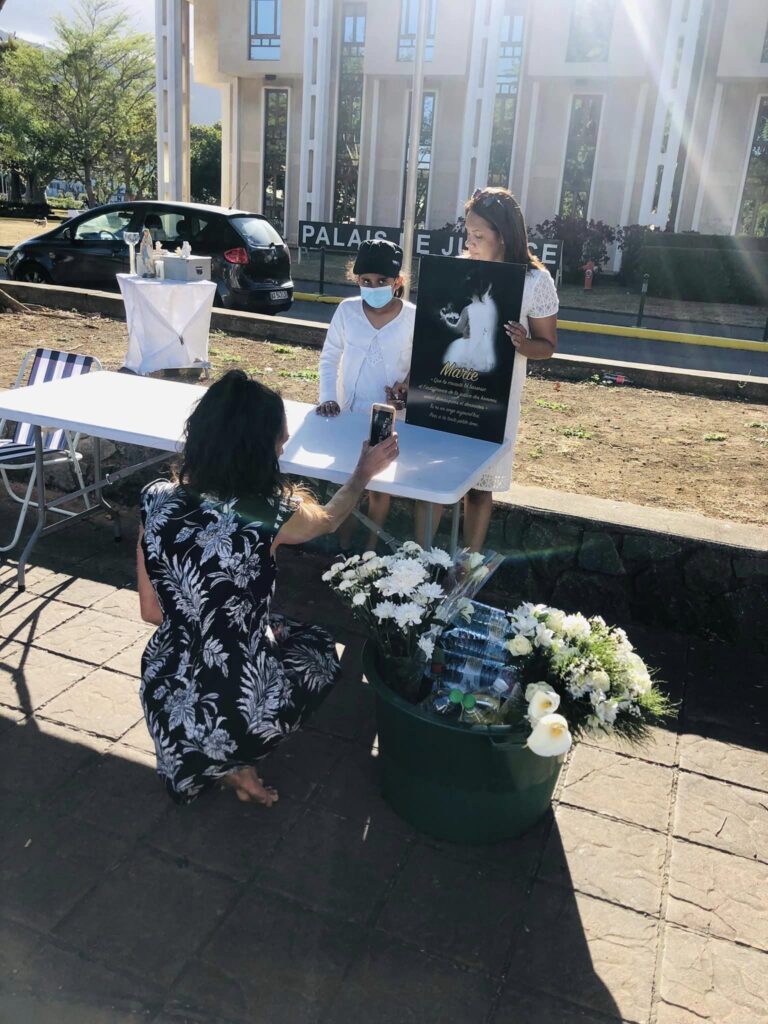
0, 506, 767, 1024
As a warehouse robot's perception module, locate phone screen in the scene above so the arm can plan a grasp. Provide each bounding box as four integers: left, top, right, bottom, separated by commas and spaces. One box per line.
370, 405, 395, 446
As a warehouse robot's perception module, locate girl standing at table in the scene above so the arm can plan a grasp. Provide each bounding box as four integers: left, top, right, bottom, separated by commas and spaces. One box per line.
415, 187, 559, 551
137, 370, 397, 806
315, 238, 415, 551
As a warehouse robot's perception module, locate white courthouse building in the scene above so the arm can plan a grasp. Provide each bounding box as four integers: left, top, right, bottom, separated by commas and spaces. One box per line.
156, 0, 768, 242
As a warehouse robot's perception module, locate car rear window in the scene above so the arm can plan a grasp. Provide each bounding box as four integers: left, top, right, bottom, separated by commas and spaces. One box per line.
230, 216, 283, 246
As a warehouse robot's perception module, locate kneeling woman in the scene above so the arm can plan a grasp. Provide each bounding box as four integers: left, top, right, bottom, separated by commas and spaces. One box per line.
136, 370, 397, 806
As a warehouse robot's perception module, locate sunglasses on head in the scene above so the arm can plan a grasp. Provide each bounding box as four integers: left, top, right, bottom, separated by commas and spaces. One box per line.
471, 188, 522, 216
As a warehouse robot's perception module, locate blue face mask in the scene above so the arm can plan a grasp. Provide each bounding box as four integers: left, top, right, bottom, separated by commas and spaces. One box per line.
360, 284, 394, 309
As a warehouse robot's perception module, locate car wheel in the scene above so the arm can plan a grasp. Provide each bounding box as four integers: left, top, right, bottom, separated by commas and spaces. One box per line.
16, 262, 52, 284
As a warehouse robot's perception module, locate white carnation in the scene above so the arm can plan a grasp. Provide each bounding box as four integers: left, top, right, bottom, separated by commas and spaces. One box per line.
352, 592, 367, 606
394, 602, 424, 629
321, 570, 333, 582
401, 541, 422, 554
373, 600, 397, 621
361, 551, 377, 561
417, 635, 435, 659
468, 552, 485, 569
424, 547, 453, 569
562, 613, 591, 639
338, 579, 354, 591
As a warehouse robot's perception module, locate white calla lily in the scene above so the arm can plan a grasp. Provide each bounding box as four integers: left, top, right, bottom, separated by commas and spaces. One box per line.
526, 714, 573, 757
527, 688, 561, 721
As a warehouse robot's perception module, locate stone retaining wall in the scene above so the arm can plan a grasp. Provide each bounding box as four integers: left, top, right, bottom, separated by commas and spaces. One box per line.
39, 439, 768, 654
479, 505, 767, 654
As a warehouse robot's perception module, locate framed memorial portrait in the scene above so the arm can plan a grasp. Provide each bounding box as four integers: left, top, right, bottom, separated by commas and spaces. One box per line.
405, 255, 527, 443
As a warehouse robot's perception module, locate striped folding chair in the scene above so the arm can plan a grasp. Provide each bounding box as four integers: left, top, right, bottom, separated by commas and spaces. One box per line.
0, 348, 103, 552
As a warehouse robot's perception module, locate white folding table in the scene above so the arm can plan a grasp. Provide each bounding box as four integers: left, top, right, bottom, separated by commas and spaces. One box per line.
0, 372, 509, 588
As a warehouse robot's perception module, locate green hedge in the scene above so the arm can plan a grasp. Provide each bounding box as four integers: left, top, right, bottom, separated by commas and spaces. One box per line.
623, 232, 768, 305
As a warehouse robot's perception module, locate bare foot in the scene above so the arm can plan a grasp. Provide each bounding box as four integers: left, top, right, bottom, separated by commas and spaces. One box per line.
222, 767, 279, 807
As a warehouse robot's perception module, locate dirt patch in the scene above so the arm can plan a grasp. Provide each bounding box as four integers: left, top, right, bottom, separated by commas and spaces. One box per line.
1, 309, 765, 527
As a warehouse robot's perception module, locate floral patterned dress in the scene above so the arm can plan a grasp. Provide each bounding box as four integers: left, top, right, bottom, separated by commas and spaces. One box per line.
139, 480, 339, 803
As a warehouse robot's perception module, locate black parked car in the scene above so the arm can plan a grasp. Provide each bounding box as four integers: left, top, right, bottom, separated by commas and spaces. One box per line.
7, 200, 294, 314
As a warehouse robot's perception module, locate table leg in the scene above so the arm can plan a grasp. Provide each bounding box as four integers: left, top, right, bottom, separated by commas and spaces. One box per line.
449, 502, 461, 555
421, 503, 434, 548
17, 426, 46, 591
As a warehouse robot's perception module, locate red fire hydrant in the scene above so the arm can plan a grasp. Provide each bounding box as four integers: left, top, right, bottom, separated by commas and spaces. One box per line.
582, 259, 596, 290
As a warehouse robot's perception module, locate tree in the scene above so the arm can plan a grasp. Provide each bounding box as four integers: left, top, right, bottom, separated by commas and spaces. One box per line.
15, 0, 156, 206
0, 39, 65, 203
190, 123, 222, 205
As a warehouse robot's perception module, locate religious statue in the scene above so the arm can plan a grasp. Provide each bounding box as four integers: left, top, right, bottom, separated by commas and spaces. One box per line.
137, 227, 155, 277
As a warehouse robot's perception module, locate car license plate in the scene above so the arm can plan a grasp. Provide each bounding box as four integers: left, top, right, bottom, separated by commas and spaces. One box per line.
270, 289, 288, 301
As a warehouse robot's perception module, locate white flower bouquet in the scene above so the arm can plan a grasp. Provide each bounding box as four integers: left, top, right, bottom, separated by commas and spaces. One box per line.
323, 542, 495, 701
501, 602, 674, 758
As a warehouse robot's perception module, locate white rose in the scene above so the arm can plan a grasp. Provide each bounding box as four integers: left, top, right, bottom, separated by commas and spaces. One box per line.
625, 652, 652, 694
417, 635, 435, 659
546, 609, 566, 633
527, 688, 561, 721
526, 714, 573, 757
585, 669, 611, 693
506, 636, 533, 657
352, 592, 367, 606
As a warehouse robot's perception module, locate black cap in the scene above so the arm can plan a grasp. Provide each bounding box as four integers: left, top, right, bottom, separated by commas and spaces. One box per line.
353, 239, 403, 277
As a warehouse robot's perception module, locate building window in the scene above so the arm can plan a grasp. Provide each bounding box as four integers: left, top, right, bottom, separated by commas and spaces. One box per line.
397, 0, 436, 62
488, 12, 524, 189
559, 95, 602, 219
250, 0, 281, 61
401, 91, 436, 227
566, 0, 614, 63
333, 4, 366, 222
263, 88, 288, 228
736, 96, 768, 236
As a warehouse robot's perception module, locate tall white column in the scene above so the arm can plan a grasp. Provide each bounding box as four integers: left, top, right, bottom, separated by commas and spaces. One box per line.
220, 78, 241, 209
298, 0, 333, 223
637, 0, 704, 227
155, 0, 191, 202
456, 0, 506, 214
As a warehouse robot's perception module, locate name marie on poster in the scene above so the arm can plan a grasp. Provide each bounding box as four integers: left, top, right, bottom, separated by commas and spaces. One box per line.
439, 361, 480, 382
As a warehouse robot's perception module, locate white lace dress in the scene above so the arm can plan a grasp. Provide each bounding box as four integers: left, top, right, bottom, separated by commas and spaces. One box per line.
474, 267, 559, 492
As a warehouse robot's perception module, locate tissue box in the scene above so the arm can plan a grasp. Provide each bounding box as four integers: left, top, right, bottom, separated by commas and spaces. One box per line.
160, 254, 212, 282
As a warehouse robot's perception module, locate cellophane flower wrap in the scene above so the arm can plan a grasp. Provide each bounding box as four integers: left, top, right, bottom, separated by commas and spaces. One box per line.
323, 543, 498, 701
502, 602, 674, 758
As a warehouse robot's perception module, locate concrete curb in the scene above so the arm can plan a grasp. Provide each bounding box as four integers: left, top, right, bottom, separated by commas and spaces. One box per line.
2, 280, 766, 402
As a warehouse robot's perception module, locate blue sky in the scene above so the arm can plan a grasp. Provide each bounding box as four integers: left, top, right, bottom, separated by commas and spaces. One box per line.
0, 0, 220, 123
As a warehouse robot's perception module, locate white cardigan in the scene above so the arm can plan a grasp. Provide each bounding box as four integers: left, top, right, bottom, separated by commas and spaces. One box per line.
318, 297, 416, 412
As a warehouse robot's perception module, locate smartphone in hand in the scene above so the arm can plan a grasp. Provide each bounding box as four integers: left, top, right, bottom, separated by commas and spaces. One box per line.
369, 403, 396, 446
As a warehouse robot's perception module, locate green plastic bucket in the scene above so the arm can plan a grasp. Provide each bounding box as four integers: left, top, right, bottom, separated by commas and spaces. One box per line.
364, 643, 564, 844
